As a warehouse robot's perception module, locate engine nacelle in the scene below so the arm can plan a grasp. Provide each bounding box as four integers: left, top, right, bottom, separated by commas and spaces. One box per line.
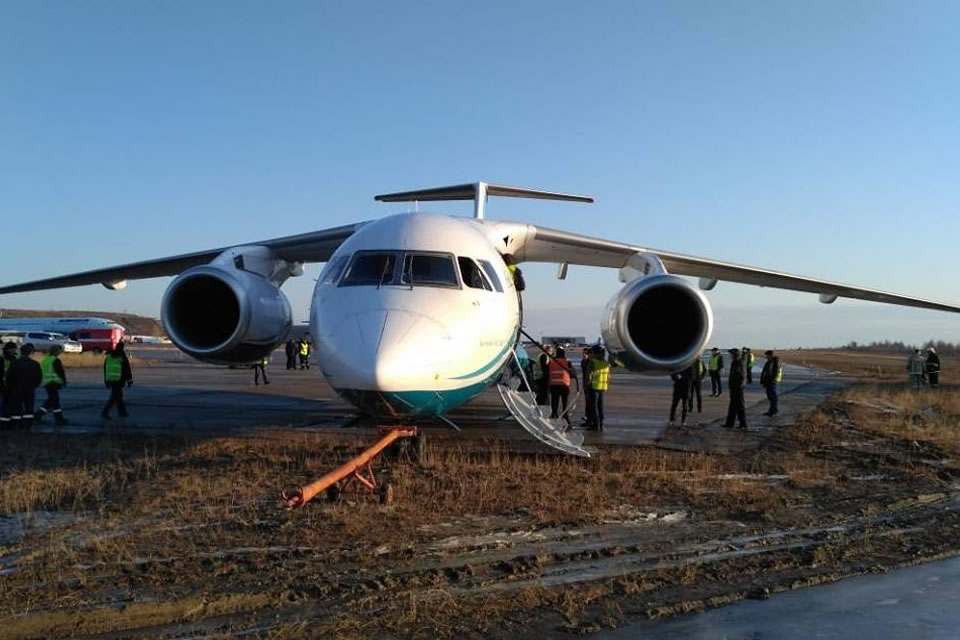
161, 265, 292, 364
601, 274, 713, 373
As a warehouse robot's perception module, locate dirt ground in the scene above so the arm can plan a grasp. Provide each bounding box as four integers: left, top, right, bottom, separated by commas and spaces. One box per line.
3, 350, 960, 638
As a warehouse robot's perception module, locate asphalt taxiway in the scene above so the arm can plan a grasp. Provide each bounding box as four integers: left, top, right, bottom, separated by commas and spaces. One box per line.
32, 349, 843, 455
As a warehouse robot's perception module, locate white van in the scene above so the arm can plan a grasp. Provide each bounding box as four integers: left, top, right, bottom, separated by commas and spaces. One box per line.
21, 331, 83, 354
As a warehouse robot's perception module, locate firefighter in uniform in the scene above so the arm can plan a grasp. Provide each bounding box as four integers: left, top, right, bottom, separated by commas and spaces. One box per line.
101, 342, 133, 420
708, 348, 724, 396
760, 349, 783, 415
36, 345, 68, 425
687, 357, 704, 414
548, 347, 573, 428
588, 346, 610, 431
0, 341, 18, 428
742, 347, 756, 384
926, 348, 941, 389
254, 354, 270, 385
4, 343, 42, 429
723, 348, 747, 430
298, 338, 311, 370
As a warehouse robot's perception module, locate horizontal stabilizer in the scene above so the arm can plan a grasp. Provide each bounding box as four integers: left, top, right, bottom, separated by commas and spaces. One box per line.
375, 182, 593, 219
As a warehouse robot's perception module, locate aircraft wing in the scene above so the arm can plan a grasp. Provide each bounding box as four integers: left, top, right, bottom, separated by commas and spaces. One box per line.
0, 222, 366, 294
521, 225, 960, 314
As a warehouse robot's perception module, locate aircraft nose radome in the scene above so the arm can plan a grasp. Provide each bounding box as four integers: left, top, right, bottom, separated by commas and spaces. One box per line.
373, 310, 452, 390
323, 309, 452, 390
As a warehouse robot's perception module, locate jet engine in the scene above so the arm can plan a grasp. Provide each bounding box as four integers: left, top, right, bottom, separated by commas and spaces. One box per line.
161, 265, 292, 364
600, 274, 713, 373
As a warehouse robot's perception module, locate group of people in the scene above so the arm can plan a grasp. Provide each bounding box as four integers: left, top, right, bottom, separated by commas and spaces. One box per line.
283, 338, 312, 371
528, 344, 611, 431
0, 340, 133, 429
670, 347, 783, 430
907, 348, 941, 389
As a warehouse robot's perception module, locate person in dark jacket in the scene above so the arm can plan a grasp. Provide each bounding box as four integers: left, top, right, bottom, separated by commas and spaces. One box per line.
101, 342, 133, 420
687, 357, 704, 414
926, 348, 941, 389
285, 340, 297, 370
760, 350, 783, 416
723, 348, 747, 430
0, 341, 18, 427
36, 344, 69, 425
669, 366, 693, 426
580, 348, 593, 427
3, 343, 43, 429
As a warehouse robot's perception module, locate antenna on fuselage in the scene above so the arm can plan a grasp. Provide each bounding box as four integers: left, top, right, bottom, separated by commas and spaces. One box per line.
374, 182, 594, 220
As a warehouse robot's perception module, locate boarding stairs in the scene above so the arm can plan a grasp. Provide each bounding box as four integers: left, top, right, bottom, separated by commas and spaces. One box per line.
496, 347, 592, 458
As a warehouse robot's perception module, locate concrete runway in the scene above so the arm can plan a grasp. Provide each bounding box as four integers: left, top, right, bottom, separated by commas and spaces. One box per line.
31, 349, 845, 454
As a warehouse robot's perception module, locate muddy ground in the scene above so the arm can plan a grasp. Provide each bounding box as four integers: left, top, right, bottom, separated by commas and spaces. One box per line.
2, 351, 960, 638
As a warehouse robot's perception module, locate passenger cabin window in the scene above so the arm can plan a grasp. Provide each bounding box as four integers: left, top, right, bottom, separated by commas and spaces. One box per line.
401, 253, 458, 287
478, 260, 504, 293
318, 254, 350, 286
341, 252, 398, 286
458, 257, 492, 291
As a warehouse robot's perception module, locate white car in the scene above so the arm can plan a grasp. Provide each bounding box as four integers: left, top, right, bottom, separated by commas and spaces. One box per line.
21, 331, 83, 354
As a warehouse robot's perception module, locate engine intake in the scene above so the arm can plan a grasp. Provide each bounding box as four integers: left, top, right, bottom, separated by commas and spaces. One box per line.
161, 266, 292, 364
601, 274, 713, 372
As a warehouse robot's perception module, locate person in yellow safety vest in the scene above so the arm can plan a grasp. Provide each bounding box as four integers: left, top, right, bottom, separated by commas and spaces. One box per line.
708, 348, 724, 397
36, 345, 69, 425
587, 346, 611, 431
742, 347, 756, 384
760, 349, 783, 416
547, 347, 573, 428
101, 341, 133, 420
254, 354, 270, 385
687, 357, 705, 414
0, 341, 18, 427
298, 338, 311, 370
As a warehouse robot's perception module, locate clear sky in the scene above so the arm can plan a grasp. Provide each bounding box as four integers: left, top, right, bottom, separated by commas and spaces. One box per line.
1, 1, 958, 347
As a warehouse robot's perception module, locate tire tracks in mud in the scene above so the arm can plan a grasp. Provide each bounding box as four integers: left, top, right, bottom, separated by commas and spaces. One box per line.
9, 495, 960, 639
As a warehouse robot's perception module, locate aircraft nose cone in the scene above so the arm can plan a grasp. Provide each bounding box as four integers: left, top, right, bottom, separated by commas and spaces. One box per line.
321, 308, 451, 391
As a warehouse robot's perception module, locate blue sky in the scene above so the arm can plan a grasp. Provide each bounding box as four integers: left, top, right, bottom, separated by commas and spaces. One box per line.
1, 1, 958, 347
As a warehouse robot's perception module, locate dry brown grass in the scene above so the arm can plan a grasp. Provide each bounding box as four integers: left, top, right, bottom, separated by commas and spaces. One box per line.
781, 349, 960, 385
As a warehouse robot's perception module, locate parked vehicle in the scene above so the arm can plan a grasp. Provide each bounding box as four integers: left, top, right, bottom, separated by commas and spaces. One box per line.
20, 331, 83, 353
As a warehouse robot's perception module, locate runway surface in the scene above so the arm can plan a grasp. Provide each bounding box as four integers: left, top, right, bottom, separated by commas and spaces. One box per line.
34, 348, 843, 455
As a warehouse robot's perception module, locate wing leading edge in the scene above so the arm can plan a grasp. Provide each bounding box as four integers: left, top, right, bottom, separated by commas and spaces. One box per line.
0, 222, 366, 295
520, 225, 960, 314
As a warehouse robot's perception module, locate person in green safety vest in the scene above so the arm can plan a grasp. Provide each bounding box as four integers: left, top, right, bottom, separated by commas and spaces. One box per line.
36, 344, 69, 425
587, 345, 611, 431
708, 348, 724, 397
298, 337, 312, 370
742, 347, 756, 384
0, 341, 18, 427
101, 341, 133, 420
254, 354, 271, 385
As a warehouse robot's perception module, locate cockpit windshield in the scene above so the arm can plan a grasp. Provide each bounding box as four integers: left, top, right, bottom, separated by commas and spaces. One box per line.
401, 253, 459, 287
340, 252, 398, 286
339, 251, 459, 288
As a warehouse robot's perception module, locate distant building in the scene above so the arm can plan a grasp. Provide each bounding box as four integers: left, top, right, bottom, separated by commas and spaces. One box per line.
542, 336, 586, 347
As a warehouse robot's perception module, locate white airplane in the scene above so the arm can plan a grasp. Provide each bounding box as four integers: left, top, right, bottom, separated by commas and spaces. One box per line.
2, 183, 957, 455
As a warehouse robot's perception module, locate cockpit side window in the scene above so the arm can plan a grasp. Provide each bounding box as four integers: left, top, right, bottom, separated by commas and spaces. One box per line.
458, 257, 492, 291
318, 254, 351, 286
478, 260, 504, 293
340, 252, 398, 286
401, 253, 459, 287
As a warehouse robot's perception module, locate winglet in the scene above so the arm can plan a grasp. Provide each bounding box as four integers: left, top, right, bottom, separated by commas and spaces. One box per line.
374, 182, 594, 220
